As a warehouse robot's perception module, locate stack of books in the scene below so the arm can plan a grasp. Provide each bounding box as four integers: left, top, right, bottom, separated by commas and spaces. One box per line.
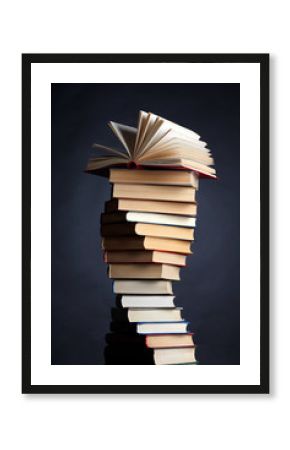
102, 168, 199, 364
86, 111, 216, 365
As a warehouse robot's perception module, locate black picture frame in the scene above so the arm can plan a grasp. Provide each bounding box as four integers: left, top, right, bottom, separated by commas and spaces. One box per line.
22, 53, 269, 394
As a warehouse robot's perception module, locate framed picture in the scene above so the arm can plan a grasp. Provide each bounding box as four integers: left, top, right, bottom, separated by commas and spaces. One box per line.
22, 53, 269, 394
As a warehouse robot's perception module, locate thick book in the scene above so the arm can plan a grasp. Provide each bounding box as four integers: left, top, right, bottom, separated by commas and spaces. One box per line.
101, 211, 196, 228
112, 183, 196, 203
113, 280, 173, 295
154, 347, 196, 365
86, 110, 216, 178
137, 321, 189, 334
105, 198, 197, 216
101, 223, 194, 241
109, 168, 199, 188
146, 333, 194, 349
120, 295, 176, 308
108, 263, 180, 280
104, 250, 186, 266
102, 236, 192, 254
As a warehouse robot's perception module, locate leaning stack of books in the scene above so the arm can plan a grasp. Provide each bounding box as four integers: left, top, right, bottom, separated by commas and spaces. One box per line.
101, 168, 199, 365
86, 110, 216, 365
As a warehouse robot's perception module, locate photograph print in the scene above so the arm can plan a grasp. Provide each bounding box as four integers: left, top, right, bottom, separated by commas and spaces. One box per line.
22, 54, 269, 393
52, 83, 239, 367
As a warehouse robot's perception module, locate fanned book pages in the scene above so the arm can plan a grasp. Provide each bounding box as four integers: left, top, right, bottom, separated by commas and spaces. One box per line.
86, 111, 216, 178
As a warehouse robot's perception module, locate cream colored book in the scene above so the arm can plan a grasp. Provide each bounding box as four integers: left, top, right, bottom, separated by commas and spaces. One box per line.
109, 168, 199, 188
101, 222, 194, 241
112, 183, 196, 203
102, 236, 192, 254
127, 308, 183, 323
104, 250, 186, 266
105, 198, 197, 216
154, 347, 196, 365
108, 263, 180, 280
146, 334, 194, 348
113, 280, 173, 294
86, 110, 216, 178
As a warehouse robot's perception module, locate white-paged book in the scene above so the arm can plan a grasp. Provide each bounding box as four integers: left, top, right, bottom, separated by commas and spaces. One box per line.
86, 110, 216, 178
121, 212, 196, 227
128, 308, 183, 323
121, 295, 176, 308
137, 321, 188, 334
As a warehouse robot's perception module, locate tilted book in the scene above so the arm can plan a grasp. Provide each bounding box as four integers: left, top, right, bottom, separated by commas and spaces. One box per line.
86, 110, 216, 178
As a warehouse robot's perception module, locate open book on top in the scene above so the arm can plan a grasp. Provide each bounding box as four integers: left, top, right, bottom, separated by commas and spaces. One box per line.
86, 111, 216, 178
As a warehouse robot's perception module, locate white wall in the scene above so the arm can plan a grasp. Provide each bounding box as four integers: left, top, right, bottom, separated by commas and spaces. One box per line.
0, 1, 286, 449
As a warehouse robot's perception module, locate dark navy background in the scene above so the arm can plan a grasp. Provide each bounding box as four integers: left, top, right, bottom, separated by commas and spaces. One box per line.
51, 83, 240, 365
